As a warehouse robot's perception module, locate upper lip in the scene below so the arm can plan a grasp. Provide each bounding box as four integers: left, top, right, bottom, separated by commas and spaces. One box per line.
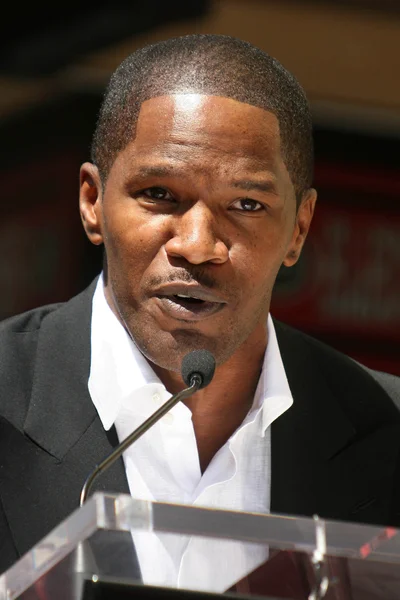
153, 283, 227, 304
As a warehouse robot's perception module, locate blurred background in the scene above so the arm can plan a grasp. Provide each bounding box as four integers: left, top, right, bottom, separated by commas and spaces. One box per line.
1, 0, 399, 374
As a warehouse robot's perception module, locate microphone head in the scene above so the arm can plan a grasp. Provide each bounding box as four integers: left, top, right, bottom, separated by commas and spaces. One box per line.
181, 350, 216, 390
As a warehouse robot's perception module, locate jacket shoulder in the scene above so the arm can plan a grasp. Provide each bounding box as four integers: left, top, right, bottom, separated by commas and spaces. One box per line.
273, 319, 400, 416
0, 278, 97, 426
358, 365, 400, 409
0, 303, 63, 334
0, 303, 64, 426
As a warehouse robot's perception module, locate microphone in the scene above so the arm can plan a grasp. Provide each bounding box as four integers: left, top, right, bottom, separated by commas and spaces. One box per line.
79, 349, 216, 506
181, 349, 216, 389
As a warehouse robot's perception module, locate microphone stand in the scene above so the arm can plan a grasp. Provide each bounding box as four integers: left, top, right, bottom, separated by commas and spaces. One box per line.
80, 374, 202, 506
75, 347, 215, 598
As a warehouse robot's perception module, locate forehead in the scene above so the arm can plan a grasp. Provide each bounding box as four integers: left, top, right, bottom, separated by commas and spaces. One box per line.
134, 94, 281, 157
110, 94, 291, 189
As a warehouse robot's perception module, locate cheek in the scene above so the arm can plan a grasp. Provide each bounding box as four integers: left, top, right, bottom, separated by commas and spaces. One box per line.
229, 229, 290, 301
104, 211, 165, 268
231, 229, 286, 275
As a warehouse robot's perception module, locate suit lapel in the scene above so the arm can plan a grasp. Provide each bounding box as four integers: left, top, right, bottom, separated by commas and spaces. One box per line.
1, 280, 130, 557
24, 280, 99, 459
271, 320, 400, 526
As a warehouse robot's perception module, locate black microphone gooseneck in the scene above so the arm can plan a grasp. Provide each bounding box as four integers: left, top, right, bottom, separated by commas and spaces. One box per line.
79, 349, 216, 506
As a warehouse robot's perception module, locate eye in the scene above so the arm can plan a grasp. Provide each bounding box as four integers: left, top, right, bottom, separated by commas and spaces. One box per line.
231, 198, 264, 212
141, 187, 174, 201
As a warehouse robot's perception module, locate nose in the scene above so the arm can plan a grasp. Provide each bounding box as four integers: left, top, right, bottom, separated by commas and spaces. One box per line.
164, 202, 229, 265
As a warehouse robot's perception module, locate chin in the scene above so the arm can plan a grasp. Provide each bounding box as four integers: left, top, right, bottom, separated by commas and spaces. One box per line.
134, 327, 227, 373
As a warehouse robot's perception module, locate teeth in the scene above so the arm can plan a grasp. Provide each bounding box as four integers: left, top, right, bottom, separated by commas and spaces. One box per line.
176, 294, 192, 299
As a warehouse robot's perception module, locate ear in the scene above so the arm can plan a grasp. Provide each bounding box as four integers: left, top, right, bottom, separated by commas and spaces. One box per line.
283, 188, 317, 267
79, 162, 104, 246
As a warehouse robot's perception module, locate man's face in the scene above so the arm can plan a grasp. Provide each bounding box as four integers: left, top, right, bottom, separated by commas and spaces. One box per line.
80, 94, 316, 372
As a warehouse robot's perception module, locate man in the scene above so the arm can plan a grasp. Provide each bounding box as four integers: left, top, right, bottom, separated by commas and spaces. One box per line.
1, 34, 400, 585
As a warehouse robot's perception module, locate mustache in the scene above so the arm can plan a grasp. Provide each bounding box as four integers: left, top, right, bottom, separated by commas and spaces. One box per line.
147, 267, 218, 290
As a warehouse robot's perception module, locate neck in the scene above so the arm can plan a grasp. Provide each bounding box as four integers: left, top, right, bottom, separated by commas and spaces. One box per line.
151, 326, 268, 472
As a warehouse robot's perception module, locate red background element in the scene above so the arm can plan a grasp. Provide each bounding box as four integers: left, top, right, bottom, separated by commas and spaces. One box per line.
271, 161, 400, 375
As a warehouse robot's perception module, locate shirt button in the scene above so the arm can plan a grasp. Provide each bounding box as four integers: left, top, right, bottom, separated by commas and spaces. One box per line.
163, 412, 174, 424
152, 393, 161, 404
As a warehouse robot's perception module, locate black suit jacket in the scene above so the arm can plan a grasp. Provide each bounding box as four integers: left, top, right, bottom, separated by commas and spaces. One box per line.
1, 278, 400, 575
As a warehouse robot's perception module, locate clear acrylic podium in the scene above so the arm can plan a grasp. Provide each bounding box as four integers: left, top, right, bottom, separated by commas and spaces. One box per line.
2, 492, 400, 600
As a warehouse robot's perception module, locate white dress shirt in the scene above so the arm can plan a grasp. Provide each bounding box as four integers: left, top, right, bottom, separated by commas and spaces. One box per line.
88, 273, 293, 592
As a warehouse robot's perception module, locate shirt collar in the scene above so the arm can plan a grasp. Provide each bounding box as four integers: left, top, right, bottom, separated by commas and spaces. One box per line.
89, 273, 293, 433
257, 313, 293, 434
89, 273, 165, 430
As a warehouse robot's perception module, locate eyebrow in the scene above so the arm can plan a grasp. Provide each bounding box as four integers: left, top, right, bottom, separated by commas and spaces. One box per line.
230, 179, 277, 194
134, 166, 278, 194
136, 165, 176, 178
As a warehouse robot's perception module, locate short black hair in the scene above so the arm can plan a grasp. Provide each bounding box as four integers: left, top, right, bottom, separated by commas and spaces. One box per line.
91, 34, 314, 200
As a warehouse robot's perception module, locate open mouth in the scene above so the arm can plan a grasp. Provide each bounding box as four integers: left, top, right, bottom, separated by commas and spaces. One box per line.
155, 293, 225, 320
171, 294, 206, 308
